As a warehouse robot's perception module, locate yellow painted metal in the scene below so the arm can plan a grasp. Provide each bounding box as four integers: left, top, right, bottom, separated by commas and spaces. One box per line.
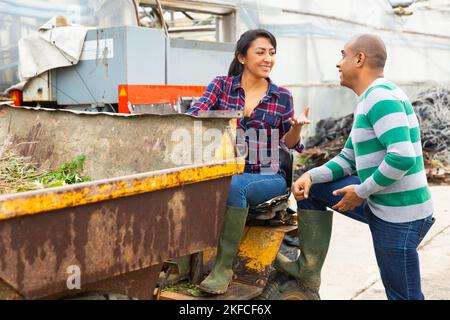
202, 247, 218, 268
214, 120, 245, 164
0, 159, 244, 221
0, 279, 22, 300
236, 226, 286, 273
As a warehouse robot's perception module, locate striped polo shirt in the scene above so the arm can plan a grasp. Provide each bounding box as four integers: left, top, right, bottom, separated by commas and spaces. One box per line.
308, 78, 433, 223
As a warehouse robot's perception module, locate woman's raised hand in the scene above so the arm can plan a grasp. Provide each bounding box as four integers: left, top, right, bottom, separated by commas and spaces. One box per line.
289, 106, 311, 129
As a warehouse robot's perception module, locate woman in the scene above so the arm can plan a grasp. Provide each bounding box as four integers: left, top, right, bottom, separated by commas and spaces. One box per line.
186, 29, 310, 294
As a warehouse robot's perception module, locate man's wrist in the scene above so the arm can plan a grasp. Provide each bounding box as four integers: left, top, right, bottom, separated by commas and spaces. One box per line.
304, 172, 312, 183
355, 184, 369, 199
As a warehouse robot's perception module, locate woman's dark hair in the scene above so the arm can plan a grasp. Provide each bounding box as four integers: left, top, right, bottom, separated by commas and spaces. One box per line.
228, 29, 277, 77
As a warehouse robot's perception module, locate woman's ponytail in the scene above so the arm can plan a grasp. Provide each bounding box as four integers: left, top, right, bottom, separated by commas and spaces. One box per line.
228, 55, 244, 76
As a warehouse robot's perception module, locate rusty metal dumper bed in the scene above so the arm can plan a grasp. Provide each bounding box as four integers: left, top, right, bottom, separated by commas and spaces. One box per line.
0, 105, 243, 300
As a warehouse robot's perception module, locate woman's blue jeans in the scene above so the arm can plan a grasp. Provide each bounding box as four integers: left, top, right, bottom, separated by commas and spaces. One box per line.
226, 173, 287, 208
300, 175, 435, 300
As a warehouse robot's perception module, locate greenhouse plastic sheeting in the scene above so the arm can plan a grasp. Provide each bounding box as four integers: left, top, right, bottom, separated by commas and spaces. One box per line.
1, 0, 449, 134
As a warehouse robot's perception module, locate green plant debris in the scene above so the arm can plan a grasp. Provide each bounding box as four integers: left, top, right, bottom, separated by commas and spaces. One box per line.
0, 152, 42, 194
164, 282, 208, 297
430, 159, 446, 169
0, 152, 91, 195
36, 155, 91, 187
296, 154, 310, 167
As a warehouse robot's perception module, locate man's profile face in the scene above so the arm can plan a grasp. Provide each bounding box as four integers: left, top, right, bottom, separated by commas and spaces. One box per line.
336, 42, 358, 89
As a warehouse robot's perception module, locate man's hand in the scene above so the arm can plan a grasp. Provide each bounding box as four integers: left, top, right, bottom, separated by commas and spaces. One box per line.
332, 185, 364, 212
289, 106, 311, 130
292, 173, 312, 201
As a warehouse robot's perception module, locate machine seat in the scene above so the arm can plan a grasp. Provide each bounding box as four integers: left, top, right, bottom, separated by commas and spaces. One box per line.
247, 147, 296, 225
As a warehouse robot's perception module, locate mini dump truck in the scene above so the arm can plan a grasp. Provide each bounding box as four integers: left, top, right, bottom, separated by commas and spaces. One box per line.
157, 148, 318, 301
0, 105, 243, 300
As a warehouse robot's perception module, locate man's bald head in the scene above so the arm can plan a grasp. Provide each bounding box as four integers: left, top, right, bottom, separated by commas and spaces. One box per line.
348, 34, 387, 70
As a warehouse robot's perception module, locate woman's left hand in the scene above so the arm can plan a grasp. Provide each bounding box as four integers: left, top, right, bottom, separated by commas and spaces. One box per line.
289, 106, 311, 130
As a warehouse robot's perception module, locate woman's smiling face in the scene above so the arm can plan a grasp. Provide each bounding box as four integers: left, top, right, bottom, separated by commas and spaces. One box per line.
239, 37, 276, 78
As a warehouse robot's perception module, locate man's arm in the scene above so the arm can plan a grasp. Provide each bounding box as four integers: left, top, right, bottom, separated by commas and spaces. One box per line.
291, 136, 355, 201
307, 136, 356, 184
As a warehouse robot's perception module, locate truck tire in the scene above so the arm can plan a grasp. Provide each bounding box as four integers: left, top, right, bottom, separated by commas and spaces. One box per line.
256, 272, 320, 300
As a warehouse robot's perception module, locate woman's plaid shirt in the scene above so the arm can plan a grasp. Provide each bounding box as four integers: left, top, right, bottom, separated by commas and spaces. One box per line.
186, 75, 304, 174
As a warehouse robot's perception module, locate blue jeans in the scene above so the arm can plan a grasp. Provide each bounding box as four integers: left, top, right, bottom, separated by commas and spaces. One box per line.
300, 175, 435, 300
226, 173, 287, 208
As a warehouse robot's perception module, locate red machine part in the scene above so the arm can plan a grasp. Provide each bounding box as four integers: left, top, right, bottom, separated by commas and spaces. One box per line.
9, 90, 23, 107
118, 85, 206, 114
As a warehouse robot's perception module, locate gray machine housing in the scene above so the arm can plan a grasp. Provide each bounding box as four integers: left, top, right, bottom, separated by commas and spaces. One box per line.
54, 26, 235, 106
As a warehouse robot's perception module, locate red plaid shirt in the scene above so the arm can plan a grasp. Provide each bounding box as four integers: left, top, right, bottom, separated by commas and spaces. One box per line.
187, 75, 304, 174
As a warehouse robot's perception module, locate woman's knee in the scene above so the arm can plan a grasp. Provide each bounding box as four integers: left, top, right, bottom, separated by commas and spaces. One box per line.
226, 175, 248, 207
246, 175, 287, 206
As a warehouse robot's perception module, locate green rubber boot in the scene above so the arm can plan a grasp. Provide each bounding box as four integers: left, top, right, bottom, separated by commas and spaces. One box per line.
274, 209, 333, 292
198, 205, 249, 294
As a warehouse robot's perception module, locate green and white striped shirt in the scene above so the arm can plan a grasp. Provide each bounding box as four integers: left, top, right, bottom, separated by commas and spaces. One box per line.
308, 78, 433, 223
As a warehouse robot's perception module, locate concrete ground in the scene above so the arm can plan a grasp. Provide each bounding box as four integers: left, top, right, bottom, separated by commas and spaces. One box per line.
320, 185, 450, 300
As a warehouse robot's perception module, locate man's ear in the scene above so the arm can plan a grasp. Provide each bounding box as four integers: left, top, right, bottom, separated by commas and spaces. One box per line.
355, 52, 366, 68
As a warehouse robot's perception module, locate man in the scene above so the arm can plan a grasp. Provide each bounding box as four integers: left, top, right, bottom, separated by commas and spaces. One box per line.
275, 34, 435, 300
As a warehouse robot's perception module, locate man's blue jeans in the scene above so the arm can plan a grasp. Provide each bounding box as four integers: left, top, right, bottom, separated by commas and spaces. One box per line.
300, 175, 435, 300
226, 173, 287, 208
